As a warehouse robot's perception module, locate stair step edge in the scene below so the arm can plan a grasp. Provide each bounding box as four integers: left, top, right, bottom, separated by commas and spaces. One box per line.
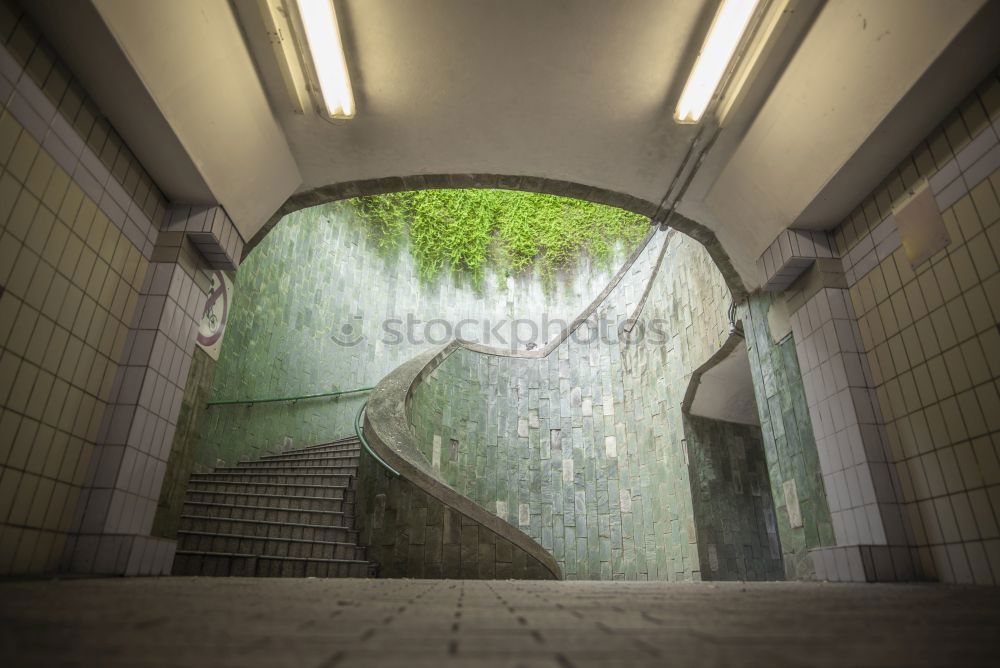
192, 471, 353, 476
190, 473, 354, 479
179, 515, 358, 531
275, 439, 360, 453
260, 446, 361, 458
239, 456, 360, 464
183, 501, 347, 516
187, 480, 351, 490
219, 464, 358, 475
176, 530, 364, 548
184, 491, 353, 502
175, 550, 370, 565
212, 469, 358, 476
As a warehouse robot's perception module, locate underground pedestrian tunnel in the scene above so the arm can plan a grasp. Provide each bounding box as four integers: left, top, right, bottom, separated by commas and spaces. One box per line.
2, 1, 1000, 665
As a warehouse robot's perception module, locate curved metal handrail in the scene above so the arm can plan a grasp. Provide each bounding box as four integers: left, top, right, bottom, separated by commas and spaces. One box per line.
205, 386, 373, 408
355, 399, 399, 476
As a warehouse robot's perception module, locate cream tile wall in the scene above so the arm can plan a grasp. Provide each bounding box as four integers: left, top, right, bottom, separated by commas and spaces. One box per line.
791, 284, 917, 582
66, 249, 204, 575
0, 0, 170, 574
829, 69, 1000, 584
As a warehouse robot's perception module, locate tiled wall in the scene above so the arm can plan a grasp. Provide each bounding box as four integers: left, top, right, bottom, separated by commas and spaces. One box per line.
151, 347, 217, 540
740, 293, 835, 579
356, 469, 556, 579
757, 230, 835, 293
755, 68, 1000, 583
199, 201, 642, 468
0, 0, 169, 574
66, 241, 205, 575
406, 233, 677, 580
408, 233, 770, 580
789, 282, 919, 581
685, 414, 785, 581
822, 71, 1000, 584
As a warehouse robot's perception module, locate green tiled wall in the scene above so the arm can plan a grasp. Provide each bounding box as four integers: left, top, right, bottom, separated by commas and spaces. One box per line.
356, 466, 555, 579
198, 202, 633, 469
408, 233, 780, 580
199, 198, 784, 581
685, 414, 785, 580
740, 294, 834, 578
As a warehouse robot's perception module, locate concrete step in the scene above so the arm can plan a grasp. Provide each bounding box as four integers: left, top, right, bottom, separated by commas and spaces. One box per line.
181, 501, 351, 527
172, 551, 373, 578
175, 435, 375, 578
188, 471, 354, 486
177, 530, 367, 561
258, 445, 361, 462
185, 480, 352, 499
184, 490, 354, 514
236, 455, 360, 469
214, 464, 359, 476
264, 438, 361, 457
177, 514, 359, 543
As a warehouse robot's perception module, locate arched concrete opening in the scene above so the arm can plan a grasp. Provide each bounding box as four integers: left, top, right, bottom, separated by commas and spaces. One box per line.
171, 190, 776, 581
248, 175, 749, 300
681, 330, 786, 581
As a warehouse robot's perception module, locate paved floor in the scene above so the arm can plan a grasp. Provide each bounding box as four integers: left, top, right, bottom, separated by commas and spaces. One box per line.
1, 578, 999, 667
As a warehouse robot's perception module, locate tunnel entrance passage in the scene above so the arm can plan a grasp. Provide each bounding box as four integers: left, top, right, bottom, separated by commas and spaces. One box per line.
685, 412, 785, 581
163, 187, 774, 580
682, 331, 785, 580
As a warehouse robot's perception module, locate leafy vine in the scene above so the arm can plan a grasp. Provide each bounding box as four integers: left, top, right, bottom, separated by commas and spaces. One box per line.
350, 189, 648, 291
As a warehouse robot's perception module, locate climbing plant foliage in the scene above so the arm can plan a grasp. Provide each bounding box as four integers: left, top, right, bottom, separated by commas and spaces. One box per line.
350, 189, 649, 290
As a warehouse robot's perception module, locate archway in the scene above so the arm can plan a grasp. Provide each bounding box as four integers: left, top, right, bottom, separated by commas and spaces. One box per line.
248, 174, 749, 300
165, 188, 768, 580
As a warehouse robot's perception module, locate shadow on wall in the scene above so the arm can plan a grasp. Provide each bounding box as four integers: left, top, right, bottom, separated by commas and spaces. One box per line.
150, 348, 217, 539
684, 413, 785, 581
740, 294, 835, 579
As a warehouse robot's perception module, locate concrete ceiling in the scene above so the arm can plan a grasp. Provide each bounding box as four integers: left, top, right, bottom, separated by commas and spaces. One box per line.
685, 0, 1000, 282
277, 0, 711, 199
25, 0, 301, 238
25, 0, 1000, 287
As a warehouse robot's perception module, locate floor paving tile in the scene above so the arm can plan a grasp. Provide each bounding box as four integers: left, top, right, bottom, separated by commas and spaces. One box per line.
1, 578, 999, 667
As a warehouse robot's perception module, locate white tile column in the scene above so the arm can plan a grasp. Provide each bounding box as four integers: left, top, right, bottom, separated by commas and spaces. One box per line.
62, 206, 243, 575
758, 228, 921, 582
790, 283, 918, 582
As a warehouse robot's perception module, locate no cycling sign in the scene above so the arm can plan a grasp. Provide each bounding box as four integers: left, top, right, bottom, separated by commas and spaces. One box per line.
196, 270, 233, 360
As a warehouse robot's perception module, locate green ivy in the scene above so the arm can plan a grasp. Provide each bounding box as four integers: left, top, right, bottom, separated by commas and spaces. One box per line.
350, 189, 648, 290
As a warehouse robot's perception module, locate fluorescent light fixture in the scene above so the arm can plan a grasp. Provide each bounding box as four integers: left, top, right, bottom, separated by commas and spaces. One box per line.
675, 0, 760, 123
252, 0, 308, 114
295, 0, 355, 118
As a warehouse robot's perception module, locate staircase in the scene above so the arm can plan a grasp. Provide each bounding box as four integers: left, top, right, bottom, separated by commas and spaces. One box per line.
172, 437, 376, 578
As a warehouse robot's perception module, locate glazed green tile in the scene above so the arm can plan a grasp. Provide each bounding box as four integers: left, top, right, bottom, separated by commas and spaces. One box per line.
204, 201, 812, 581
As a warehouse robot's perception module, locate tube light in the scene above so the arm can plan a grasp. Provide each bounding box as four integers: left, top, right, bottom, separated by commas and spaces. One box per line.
675, 0, 760, 123
295, 0, 355, 119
